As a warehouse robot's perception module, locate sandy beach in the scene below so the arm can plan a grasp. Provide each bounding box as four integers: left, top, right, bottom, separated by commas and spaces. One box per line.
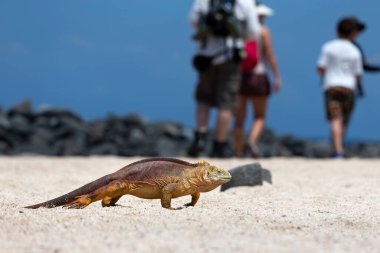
0, 156, 379, 253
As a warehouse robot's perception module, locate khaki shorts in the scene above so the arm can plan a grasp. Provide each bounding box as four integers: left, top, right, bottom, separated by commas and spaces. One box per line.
195, 61, 241, 109
325, 87, 355, 124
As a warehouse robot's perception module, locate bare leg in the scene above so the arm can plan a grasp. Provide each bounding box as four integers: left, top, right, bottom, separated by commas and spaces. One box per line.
248, 119, 265, 144
248, 97, 268, 144
234, 97, 248, 157
331, 118, 344, 155
196, 102, 211, 133
215, 108, 233, 142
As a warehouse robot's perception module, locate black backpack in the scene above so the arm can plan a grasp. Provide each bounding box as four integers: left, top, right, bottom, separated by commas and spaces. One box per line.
193, 0, 244, 40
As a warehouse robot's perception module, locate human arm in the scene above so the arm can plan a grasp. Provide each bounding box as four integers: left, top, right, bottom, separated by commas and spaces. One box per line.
354, 51, 364, 97
261, 26, 281, 92
317, 67, 325, 76
363, 61, 380, 72
352, 41, 380, 72
317, 44, 328, 79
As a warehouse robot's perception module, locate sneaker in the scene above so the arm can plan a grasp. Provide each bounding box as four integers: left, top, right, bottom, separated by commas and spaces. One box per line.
332, 152, 344, 160
187, 131, 207, 157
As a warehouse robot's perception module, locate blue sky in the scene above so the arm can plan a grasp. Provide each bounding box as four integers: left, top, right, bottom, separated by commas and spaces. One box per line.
1, 0, 379, 140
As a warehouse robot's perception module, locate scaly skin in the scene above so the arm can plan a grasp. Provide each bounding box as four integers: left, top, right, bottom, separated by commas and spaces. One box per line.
25, 158, 232, 210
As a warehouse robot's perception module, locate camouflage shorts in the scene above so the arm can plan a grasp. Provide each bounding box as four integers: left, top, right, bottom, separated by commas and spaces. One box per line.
324, 87, 355, 124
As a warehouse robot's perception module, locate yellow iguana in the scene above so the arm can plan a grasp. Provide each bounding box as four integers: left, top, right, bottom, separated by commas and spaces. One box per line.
25, 158, 231, 210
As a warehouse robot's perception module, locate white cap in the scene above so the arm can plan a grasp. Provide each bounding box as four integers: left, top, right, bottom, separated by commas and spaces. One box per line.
257, 4, 274, 16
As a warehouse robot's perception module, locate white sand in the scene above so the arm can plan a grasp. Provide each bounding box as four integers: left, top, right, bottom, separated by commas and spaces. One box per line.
0, 156, 379, 253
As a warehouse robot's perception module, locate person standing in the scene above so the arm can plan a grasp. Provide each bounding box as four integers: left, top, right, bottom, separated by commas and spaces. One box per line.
234, 2, 281, 158
317, 17, 363, 158
187, 0, 260, 158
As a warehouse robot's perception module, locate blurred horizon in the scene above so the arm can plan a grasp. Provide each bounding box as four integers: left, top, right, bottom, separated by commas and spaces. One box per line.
1, 0, 380, 141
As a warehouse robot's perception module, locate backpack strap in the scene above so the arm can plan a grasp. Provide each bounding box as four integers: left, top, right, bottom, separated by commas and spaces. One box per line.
202, 0, 238, 55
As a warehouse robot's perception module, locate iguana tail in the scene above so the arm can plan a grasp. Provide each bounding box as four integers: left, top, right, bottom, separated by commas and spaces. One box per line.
25, 174, 113, 209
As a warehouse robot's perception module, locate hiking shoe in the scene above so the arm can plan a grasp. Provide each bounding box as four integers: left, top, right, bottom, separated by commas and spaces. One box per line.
210, 141, 232, 158
187, 131, 208, 157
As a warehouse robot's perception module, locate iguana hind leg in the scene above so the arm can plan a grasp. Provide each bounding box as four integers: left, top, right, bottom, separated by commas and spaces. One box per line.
161, 183, 180, 210
102, 196, 122, 207
64, 180, 129, 209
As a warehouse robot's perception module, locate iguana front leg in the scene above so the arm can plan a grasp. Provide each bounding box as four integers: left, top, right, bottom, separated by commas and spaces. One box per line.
64, 180, 129, 209
161, 183, 181, 210
185, 192, 200, 207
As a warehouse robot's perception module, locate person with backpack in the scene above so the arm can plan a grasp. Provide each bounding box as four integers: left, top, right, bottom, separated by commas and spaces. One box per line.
187, 0, 260, 158
317, 17, 363, 159
233, 2, 281, 158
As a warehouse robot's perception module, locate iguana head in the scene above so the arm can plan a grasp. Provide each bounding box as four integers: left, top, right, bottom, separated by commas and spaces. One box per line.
195, 161, 231, 191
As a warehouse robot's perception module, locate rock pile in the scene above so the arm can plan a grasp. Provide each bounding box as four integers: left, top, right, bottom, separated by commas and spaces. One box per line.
0, 101, 190, 156
1, 101, 379, 158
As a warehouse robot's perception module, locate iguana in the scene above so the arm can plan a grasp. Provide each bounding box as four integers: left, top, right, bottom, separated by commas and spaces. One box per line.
25, 158, 231, 210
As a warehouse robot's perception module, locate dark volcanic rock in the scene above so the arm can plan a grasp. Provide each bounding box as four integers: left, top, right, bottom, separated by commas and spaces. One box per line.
36, 107, 83, 122
10, 143, 58, 156
121, 113, 148, 128
346, 142, 380, 158
221, 163, 272, 191
7, 100, 33, 118
280, 135, 311, 157
8, 114, 32, 136
309, 141, 332, 158
1, 101, 380, 158
0, 109, 10, 129
87, 143, 119, 156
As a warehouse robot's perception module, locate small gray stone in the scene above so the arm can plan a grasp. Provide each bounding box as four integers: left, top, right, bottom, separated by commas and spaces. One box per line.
221, 163, 272, 191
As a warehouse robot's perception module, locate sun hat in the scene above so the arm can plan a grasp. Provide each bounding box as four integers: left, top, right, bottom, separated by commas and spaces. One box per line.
256, 3, 274, 16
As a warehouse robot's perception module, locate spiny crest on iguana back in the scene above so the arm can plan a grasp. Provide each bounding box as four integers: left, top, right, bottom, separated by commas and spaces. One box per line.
125, 157, 194, 168
194, 160, 211, 167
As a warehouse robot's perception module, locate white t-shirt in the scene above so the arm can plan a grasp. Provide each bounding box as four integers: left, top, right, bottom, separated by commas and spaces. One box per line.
189, 0, 260, 64
317, 38, 362, 91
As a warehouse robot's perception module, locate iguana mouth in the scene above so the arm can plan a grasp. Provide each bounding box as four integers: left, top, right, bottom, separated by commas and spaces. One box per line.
211, 175, 231, 181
